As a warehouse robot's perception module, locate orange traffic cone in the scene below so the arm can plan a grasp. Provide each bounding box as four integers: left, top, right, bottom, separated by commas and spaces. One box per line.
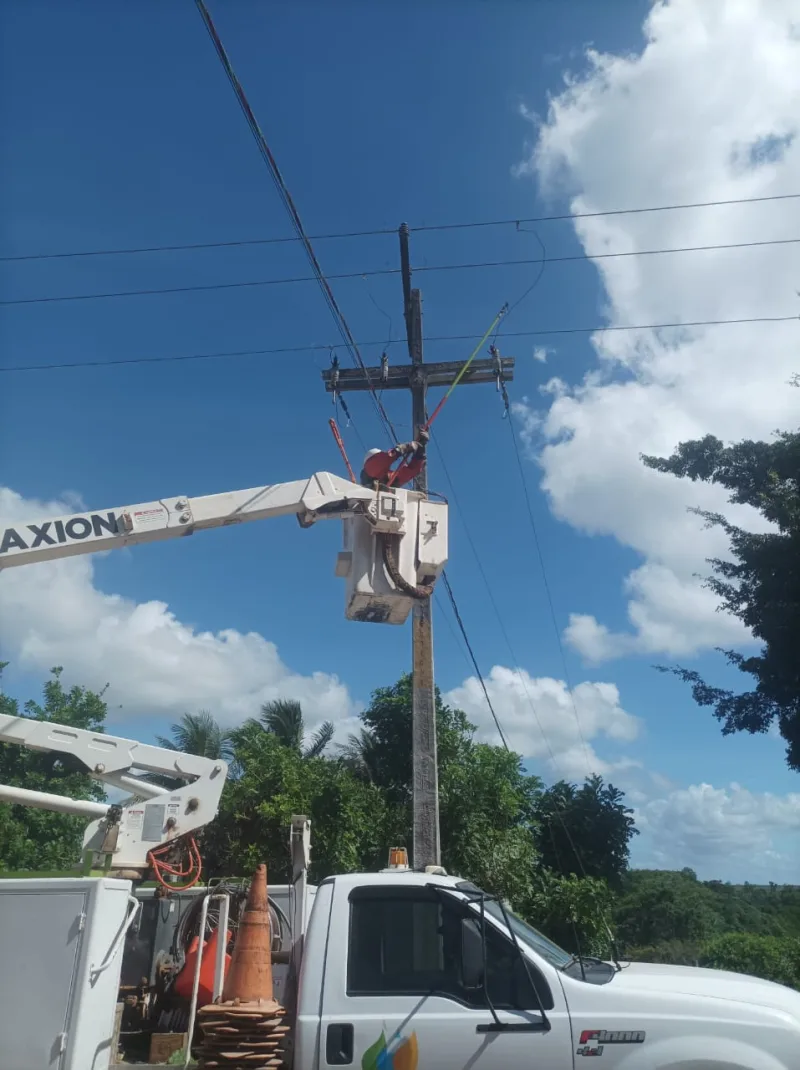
221, 863, 274, 1004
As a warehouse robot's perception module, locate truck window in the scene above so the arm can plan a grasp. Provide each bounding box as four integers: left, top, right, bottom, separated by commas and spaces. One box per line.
347, 888, 553, 1011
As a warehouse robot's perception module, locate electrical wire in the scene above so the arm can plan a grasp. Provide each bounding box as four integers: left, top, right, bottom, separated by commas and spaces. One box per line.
430, 438, 592, 879
0, 266, 397, 307
5, 190, 799, 262
193, 0, 398, 443
147, 836, 203, 892
3, 313, 796, 373
439, 565, 593, 887
440, 571, 510, 752
4, 235, 799, 308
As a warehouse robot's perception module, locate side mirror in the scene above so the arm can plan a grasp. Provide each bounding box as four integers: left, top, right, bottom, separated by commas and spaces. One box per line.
460, 916, 485, 990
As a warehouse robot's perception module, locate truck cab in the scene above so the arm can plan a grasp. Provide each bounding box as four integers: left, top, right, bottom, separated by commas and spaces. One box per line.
293, 870, 800, 1070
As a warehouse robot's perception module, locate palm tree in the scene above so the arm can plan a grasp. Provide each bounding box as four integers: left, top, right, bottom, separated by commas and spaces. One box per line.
156, 710, 234, 762
338, 727, 380, 782
238, 698, 334, 759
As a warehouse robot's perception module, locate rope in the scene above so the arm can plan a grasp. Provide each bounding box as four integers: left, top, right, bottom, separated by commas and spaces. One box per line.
422, 304, 508, 432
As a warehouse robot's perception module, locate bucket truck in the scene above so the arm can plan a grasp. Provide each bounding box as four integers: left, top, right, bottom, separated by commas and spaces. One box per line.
4, 479, 800, 1069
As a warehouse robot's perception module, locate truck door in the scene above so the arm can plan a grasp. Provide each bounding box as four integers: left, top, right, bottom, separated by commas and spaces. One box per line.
319, 883, 573, 1070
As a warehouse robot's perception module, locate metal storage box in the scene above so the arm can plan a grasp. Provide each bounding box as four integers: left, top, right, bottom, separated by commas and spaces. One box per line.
0, 877, 135, 1070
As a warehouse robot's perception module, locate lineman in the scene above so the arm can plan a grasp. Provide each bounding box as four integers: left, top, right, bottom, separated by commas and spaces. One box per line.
360, 429, 430, 488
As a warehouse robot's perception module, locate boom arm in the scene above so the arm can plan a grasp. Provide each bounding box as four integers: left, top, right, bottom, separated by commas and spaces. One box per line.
0, 713, 228, 871
0, 472, 387, 566
0, 471, 449, 625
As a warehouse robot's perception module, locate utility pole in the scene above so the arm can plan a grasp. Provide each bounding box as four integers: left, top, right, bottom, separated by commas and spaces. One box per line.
321, 223, 514, 871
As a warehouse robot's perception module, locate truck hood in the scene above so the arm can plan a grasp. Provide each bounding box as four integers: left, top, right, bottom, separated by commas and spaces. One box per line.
612, 962, 800, 1019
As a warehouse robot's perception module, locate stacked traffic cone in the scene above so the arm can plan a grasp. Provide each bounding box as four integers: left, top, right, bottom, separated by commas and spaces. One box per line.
196, 864, 290, 1069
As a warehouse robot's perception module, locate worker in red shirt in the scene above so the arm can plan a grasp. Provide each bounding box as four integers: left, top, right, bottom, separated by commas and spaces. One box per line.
360, 429, 429, 488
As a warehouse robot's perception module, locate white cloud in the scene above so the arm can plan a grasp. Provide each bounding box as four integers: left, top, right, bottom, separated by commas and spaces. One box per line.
518, 0, 800, 662
444, 663, 800, 879
0, 488, 357, 734
634, 781, 800, 881
444, 665, 641, 780
532, 346, 550, 363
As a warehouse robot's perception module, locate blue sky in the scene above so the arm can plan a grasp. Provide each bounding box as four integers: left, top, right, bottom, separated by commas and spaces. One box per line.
2, 0, 799, 881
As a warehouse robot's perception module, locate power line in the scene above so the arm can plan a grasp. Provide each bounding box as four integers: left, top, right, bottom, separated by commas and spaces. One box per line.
440, 572, 510, 752
3, 237, 795, 310
430, 439, 583, 778
4, 236, 799, 308
0, 267, 398, 307
414, 236, 800, 278
416, 191, 800, 234
193, 0, 398, 442
2, 314, 795, 373
432, 444, 593, 881
5, 191, 799, 263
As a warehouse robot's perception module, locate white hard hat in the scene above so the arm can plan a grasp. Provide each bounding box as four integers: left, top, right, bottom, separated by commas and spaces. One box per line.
364, 448, 382, 461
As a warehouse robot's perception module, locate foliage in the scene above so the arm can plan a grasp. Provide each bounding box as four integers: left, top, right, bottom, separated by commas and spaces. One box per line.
522, 870, 614, 957
204, 731, 388, 882
616, 871, 800, 985
615, 868, 724, 950
700, 933, 800, 989
532, 775, 638, 888
156, 710, 234, 761
344, 676, 544, 904
235, 699, 334, 760
0, 664, 108, 871
642, 429, 800, 770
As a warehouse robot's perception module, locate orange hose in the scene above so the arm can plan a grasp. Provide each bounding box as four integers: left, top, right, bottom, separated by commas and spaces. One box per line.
147, 836, 203, 892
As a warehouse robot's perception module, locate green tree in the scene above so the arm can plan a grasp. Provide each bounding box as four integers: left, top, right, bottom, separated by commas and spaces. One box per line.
205, 730, 387, 881
533, 775, 638, 887
642, 429, 800, 770
237, 699, 334, 760
156, 710, 234, 761
614, 869, 722, 953
522, 870, 614, 957
347, 676, 543, 903
700, 932, 800, 989
0, 664, 108, 872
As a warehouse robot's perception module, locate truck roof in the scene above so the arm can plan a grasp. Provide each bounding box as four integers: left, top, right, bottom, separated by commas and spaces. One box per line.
322, 870, 466, 891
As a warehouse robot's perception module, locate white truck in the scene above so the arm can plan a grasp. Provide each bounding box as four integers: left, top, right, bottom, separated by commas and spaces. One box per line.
291, 861, 800, 1069
4, 843, 800, 1069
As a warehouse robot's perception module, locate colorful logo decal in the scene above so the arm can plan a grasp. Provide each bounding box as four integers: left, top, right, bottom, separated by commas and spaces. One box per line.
362, 1029, 419, 1070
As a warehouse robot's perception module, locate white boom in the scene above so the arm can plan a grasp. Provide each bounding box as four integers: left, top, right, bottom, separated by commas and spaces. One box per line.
0, 713, 228, 871
0, 471, 449, 626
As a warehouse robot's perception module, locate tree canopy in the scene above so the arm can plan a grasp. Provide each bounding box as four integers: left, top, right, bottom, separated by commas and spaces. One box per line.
642, 429, 800, 770
532, 775, 638, 888
235, 699, 334, 760
156, 710, 234, 762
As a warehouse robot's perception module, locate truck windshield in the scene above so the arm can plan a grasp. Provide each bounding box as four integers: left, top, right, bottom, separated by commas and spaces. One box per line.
455, 882, 572, 969
482, 900, 572, 969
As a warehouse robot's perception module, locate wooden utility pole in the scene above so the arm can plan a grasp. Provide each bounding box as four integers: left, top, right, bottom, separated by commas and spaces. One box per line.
321, 223, 514, 871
